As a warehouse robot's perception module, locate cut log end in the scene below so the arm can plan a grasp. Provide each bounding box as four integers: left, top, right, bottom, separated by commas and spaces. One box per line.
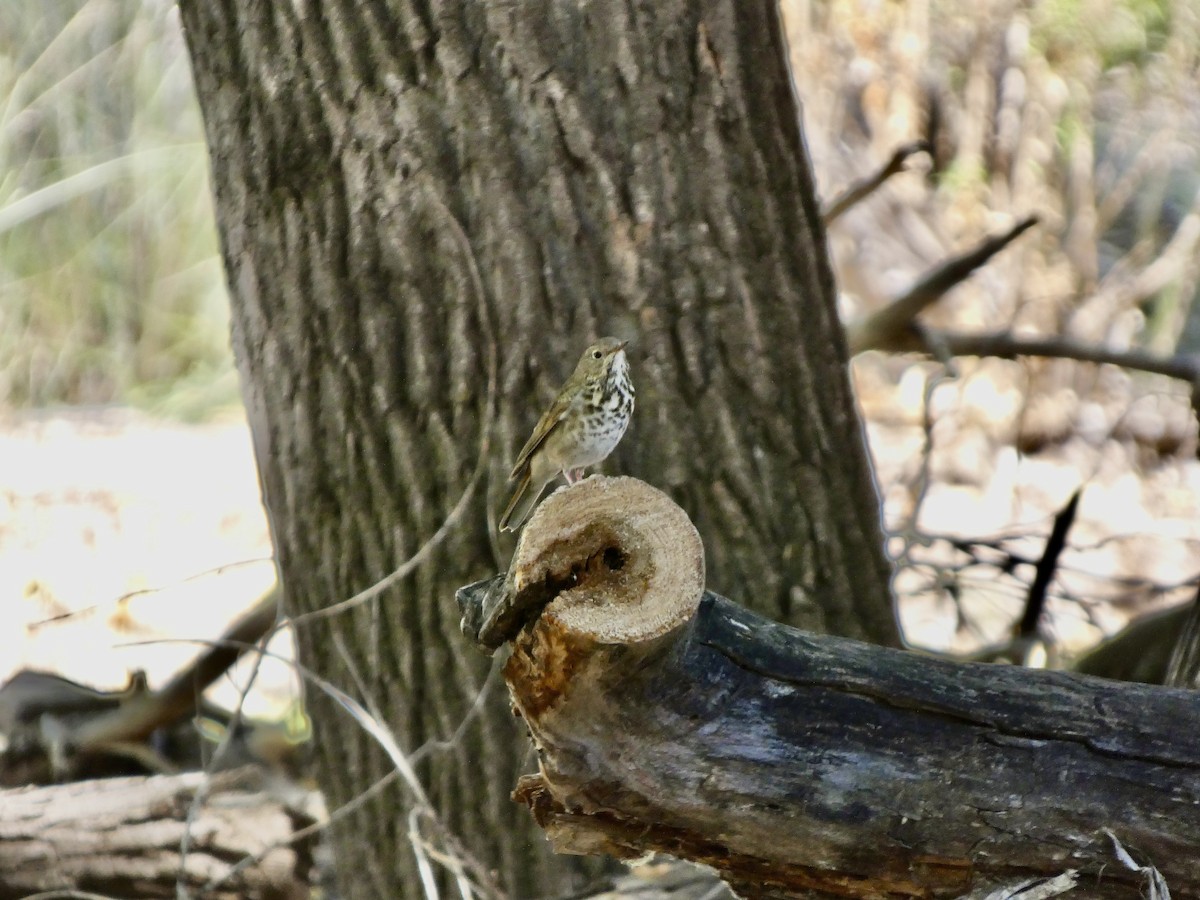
512, 475, 705, 645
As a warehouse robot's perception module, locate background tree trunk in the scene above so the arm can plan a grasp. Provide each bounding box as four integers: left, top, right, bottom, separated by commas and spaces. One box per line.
178, 0, 898, 895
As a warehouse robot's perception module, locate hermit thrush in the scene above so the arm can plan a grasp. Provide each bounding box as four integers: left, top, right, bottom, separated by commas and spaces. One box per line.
499, 337, 634, 531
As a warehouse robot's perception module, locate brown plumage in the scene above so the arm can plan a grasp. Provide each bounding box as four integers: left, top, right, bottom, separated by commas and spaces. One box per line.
499, 337, 634, 531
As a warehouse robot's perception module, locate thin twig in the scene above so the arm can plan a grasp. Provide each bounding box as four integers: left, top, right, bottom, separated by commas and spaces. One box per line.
1018, 488, 1081, 641
285, 471, 480, 627
923, 330, 1200, 384
203, 655, 503, 893
68, 591, 278, 752
822, 141, 931, 224
330, 634, 502, 900
129, 636, 504, 897
176, 594, 283, 899
27, 556, 272, 632
408, 805, 444, 900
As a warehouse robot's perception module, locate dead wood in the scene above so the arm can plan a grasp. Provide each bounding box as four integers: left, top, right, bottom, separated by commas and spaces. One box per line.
0, 591, 281, 786
845, 216, 1038, 355
458, 475, 1200, 899
0, 769, 318, 899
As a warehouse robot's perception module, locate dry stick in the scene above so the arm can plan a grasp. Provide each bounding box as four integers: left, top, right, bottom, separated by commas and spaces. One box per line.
1016, 489, 1081, 659
204, 656, 504, 893
845, 215, 1039, 355
822, 140, 932, 224
911, 325, 1200, 443
68, 591, 278, 753
330, 633, 500, 900
176, 594, 282, 900
1019, 489, 1081, 639
925, 330, 1200, 386
132, 637, 505, 898
27, 556, 273, 632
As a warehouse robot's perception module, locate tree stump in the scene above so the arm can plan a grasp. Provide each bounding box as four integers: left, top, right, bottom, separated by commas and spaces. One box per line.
457, 476, 1200, 899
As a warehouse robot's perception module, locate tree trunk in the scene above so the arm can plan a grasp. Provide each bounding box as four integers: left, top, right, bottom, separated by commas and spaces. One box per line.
178, 0, 897, 895
459, 477, 1200, 899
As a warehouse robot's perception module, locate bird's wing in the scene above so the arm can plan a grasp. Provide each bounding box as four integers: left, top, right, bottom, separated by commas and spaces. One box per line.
508, 390, 581, 480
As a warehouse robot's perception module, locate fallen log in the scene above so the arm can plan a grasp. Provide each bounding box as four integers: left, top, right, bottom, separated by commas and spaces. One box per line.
457, 475, 1200, 899
0, 769, 319, 899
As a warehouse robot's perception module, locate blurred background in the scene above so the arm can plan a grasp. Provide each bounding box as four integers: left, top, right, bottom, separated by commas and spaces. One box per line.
2, 0, 1199, 708
0, 0, 283, 714
784, 0, 1200, 657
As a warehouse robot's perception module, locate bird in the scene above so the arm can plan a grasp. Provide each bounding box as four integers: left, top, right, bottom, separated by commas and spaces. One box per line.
499, 337, 634, 531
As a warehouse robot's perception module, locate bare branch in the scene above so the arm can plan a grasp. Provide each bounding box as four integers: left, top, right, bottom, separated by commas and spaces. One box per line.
1019, 489, 1081, 642
846, 216, 1039, 354
1094, 128, 1177, 234
920, 330, 1200, 384
822, 141, 931, 224
37, 590, 280, 756
1071, 185, 1200, 341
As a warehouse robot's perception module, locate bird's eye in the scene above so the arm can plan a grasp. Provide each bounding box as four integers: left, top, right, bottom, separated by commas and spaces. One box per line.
592, 350, 602, 359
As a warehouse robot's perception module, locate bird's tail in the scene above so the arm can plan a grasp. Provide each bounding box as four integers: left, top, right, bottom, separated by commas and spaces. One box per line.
499, 470, 545, 531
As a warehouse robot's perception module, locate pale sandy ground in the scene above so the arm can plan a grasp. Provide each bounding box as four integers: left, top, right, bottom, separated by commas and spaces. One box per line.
0, 406, 293, 716
2, 387, 1198, 711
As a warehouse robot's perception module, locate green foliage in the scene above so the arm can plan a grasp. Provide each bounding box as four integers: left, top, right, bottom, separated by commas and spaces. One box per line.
0, 0, 233, 414
1031, 0, 1171, 72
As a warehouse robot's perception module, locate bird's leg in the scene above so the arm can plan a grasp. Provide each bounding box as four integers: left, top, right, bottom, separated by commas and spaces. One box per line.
563, 468, 582, 485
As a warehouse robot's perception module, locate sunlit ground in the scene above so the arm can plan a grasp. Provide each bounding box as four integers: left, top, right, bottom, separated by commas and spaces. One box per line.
0, 406, 295, 717
858, 358, 1200, 655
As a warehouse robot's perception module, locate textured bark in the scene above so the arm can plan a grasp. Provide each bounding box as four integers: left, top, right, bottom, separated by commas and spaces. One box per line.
178, 0, 897, 895
0, 771, 316, 899
457, 492, 1200, 899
